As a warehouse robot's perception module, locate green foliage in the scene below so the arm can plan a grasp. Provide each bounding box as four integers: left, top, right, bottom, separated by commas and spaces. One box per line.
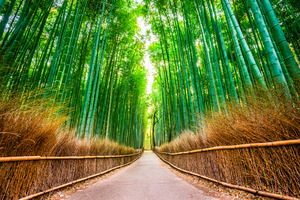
146, 0, 300, 145
0, 0, 299, 148
0, 0, 148, 149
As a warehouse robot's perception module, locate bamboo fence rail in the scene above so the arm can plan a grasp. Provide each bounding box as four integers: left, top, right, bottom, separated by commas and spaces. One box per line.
157, 139, 300, 155
0, 152, 141, 162
154, 151, 299, 200
19, 152, 143, 200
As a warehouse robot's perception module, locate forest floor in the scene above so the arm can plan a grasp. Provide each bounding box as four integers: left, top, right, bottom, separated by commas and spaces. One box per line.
48, 151, 273, 200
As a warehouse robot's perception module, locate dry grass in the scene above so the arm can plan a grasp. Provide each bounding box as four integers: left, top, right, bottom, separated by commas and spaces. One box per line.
0, 93, 139, 200
156, 89, 300, 198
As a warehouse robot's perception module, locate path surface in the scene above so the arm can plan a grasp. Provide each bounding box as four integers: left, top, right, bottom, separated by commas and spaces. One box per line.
69, 150, 217, 200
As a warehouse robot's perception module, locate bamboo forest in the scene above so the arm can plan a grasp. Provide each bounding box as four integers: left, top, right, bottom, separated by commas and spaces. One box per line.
1, 0, 300, 199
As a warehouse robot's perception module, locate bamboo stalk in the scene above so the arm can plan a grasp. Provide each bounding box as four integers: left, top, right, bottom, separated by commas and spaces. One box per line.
0, 152, 141, 162
19, 152, 143, 200
154, 151, 299, 200
157, 139, 300, 155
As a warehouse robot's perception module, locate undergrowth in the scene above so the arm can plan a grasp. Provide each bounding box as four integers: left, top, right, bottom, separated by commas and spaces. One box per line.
156, 89, 300, 197
0, 93, 138, 199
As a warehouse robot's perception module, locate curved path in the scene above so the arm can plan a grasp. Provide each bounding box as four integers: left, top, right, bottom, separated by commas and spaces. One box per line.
69, 150, 217, 200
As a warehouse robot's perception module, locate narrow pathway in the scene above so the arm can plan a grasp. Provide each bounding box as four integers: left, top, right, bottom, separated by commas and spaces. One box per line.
68, 150, 217, 200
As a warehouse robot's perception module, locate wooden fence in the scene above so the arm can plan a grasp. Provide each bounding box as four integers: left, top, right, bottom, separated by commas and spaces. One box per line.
154, 139, 300, 200
0, 150, 143, 199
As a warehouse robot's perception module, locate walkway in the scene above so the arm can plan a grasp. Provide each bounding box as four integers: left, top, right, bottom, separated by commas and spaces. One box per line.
68, 150, 217, 200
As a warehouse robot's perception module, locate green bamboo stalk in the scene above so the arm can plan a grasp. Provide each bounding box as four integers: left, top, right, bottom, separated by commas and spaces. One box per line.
249, 0, 290, 95
222, 0, 267, 90
260, 0, 300, 93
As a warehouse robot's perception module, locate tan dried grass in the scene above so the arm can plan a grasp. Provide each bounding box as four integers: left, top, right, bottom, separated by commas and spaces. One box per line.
157, 89, 300, 198
0, 93, 138, 200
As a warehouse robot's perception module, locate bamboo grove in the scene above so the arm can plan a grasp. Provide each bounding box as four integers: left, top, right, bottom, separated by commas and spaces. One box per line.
0, 0, 148, 148
146, 0, 300, 145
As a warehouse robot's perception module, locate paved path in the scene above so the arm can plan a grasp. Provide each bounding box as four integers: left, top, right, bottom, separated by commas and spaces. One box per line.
69, 151, 217, 200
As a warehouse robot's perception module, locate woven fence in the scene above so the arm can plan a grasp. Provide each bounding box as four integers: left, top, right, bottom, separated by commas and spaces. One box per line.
0, 150, 143, 199
155, 139, 300, 199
